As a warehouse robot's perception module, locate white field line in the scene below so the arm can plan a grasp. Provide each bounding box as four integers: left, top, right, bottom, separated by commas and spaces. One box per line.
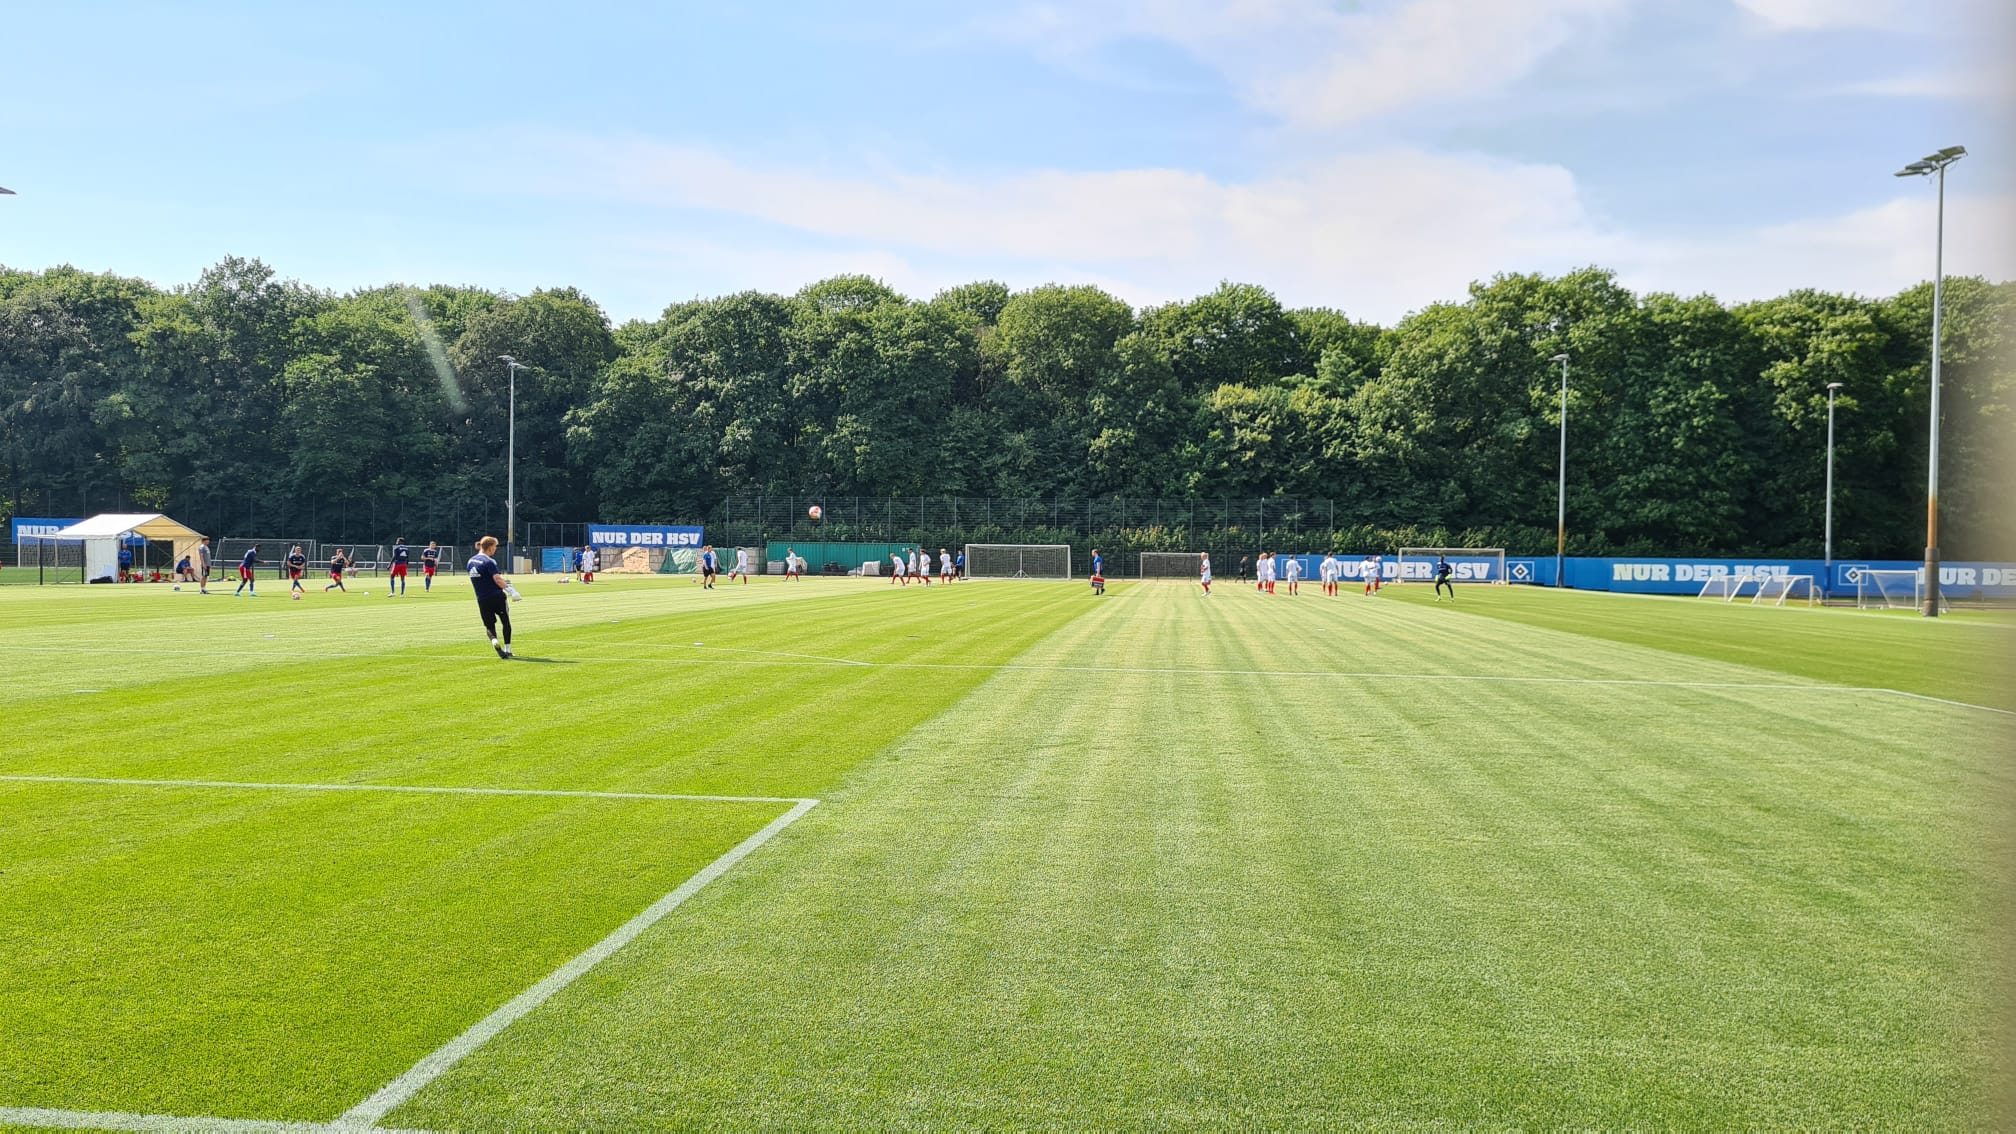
1, 642, 2007, 717
0, 777, 818, 1132
0, 1105, 428, 1133
338, 797, 819, 1128
0, 774, 809, 806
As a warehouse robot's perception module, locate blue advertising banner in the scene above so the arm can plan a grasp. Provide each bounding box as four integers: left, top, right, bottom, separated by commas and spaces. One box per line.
1501, 556, 2016, 599
585, 524, 703, 549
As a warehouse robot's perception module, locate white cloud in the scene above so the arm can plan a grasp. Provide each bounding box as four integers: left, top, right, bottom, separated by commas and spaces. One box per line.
1729, 0, 1916, 31
488, 133, 2013, 323
980, 0, 1627, 128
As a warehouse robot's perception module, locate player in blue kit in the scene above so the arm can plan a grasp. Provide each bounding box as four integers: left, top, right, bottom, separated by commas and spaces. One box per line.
233, 544, 260, 597
1434, 555, 1456, 601
468, 535, 515, 658
421, 542, 441, 591
388, 539, 410, 596
286, 545, 307, 599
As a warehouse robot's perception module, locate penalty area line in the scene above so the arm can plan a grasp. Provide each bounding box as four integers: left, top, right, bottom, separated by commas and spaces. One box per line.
337, 796, 819, 1128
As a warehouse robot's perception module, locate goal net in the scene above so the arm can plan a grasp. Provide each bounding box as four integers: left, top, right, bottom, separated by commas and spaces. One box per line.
1139, 551, 1201, 579
1751, 574, 1819, 606
963, 544, 1072, 580
1697, 574, 1762, 601
1397, 547, 1505, 584
1855, 568, 1949, 612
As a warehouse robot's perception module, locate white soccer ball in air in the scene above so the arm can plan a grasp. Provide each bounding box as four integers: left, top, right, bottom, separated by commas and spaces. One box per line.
809, 505, 824, 521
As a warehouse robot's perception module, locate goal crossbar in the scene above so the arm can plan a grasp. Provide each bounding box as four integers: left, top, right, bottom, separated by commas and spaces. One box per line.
1750, 574, 1819, 607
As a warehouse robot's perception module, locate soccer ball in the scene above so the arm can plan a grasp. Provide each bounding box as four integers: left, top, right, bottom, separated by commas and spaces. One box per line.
808, 505, 823, 521
172, 585, 181, 591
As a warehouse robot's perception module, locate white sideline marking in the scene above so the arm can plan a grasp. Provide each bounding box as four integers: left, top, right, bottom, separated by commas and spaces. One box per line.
338, 797, 819, 1128
0, 774, 807, 806
0, 1105, 428, 1132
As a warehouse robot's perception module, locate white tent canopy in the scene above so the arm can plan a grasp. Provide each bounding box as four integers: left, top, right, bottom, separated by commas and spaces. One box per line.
36, 513, 207, 581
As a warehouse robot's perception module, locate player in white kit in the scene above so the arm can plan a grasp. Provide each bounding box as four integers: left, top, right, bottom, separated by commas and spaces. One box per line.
1321, 553, 1340, 597
1284, 555, 1302, 596
1199, 552, 1212, 595
890, 551, 906, 584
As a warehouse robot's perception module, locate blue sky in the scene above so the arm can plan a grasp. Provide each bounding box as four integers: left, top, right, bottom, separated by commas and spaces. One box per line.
3, 0, 2009, 324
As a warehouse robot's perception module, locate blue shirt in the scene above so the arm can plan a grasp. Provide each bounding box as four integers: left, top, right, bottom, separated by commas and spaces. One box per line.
392, 544, 409, 564
1091, 554, 1102, 575
468, 553, 504, 598
240, 550, 257, 569
118, 548, 133, 566
702, 550, 716, 570
422, 548, 439, 564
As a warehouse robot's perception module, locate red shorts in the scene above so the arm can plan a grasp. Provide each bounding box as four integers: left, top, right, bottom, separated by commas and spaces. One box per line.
391, 563, 409, 577
239, 566, 253, 581
330, 570, 344, 581
423, 563, 437, 577
289, 569, 303, 580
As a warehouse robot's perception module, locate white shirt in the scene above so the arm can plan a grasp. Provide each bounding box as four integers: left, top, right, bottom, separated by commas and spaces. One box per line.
1200, 557, 1212, 580
1322, 557, 1338, 581
891, 555, 905, 574
736, 550, 749, 568
1285, 558, 1301, 579
939, 552, 951, 572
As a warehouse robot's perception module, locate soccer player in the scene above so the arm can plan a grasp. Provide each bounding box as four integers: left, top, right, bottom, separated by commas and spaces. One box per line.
233, 544, 260, 597
1434, 555, 1456, 601
1199, 551, 1212, 596
1090, 548, 1103, 580
195, 536, 213, 594
468, 535, 514, 659
1321, 553, 1340, 597
389, 538, 410, 596
731, 546, 751, 585
286, 545, 307, 598
325, 548, 349, 592
1361, 553, 1377, 596
582, 545, 598, 584
700, 545, 718, 589
1238, 554, 1251, 583
1284, 554, 1302, 596
954, 549, 965, 580
889, 550, 905, 585
785, 547, 802, 581
117, 544, 133, 583
939, 547, 952, 584
422, 541, 441, 591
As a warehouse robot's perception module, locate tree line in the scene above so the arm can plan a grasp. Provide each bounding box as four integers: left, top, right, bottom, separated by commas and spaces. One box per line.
1, 257, 2010, 557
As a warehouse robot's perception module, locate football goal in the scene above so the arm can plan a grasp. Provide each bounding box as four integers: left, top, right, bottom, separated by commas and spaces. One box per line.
1855, 568, 1949, 612
1139, 551, 1201, 579
1697, 574, 1762, 601
1397, 547, 1505, 584
1751, 574, 1819, 606
963, 544, 1072, 580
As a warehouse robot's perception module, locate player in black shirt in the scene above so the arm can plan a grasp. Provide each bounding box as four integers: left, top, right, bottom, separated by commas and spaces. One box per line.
421, 542, 441, 591
1434, 555, 1456, 601
389, 539, 411, 597
286, 546, 308, 599
468, 535, 514, 658
324, 548, 349, 592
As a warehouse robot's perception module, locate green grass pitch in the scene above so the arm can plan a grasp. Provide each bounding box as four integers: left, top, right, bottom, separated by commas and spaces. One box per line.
0, 574, 2007, 1128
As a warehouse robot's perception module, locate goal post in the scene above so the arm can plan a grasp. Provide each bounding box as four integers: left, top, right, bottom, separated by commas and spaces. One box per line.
963, 544, 1072, 580
1856, 568, 1949, 612
1397, 547, 1505, 585
1139, 551, 1201, 579
1751, 574, 1819, 606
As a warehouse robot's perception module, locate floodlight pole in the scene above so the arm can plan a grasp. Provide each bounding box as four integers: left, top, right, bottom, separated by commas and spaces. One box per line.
1894, 146, 1963, 616
501, 356, 524, 572
1551, 353, 1569, 587
1824, 382, 1842, 576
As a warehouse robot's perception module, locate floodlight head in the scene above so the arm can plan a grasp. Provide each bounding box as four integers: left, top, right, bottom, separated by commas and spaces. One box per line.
1549, 353, 1569, 362
1937, 145, 1967, 159
1826, 382, 1844, 391
1897, 161, 1934, 176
